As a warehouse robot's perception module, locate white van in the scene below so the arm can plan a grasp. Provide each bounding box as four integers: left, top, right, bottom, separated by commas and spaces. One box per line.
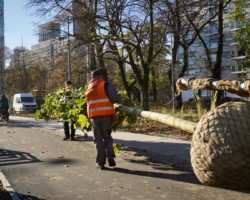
13, 93, 37, 113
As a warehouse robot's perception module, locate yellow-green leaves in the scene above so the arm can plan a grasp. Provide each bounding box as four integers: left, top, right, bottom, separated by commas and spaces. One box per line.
36, 88, 137, 132
35, 87, 91, 132
113, 144, 120, 155
78, 114, 91, 129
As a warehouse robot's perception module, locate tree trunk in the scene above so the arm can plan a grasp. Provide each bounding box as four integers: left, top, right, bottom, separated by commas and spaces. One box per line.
213, 0, 224, 105
118, 105, 195, 134
139, 75, 150, 110
118, 60, 131, 98
151, 66, 157, 102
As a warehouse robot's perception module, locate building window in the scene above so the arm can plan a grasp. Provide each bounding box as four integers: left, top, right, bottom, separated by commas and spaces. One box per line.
237, 49, 246, 57
178, 59, 183, 65
210, 26, 218, 34
202, 27, 210, 34
187, 69, 196, 76
208, 42, 218, 48
224, 8, 232, 14
224, 35, 232, 42
210, 34, 218, 40
231, 66, 236, 72
200, 55, 207, 61
231, 65, 243, 72
236, 21, 243, 28
188, 58, 195, 65
191, 42, 200, 47
211, 54, 217, 62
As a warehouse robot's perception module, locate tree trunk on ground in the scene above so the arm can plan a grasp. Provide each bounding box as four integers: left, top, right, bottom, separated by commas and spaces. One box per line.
118, 105, 195, 134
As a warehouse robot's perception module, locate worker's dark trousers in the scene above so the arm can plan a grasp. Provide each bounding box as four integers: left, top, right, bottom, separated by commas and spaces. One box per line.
63, 122, 75, 138
92, 117, 115, 165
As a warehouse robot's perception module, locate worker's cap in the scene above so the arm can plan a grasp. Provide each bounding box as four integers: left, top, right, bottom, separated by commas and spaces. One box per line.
65, 80, 72, 85
91, 70, 102, 78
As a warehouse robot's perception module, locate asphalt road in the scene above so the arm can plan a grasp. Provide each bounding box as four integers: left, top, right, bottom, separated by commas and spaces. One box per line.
0, 116, 249, 200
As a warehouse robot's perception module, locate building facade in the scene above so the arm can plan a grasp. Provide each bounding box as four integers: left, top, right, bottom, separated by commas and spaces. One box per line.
177, 0, 250, 101
39, 22, 61, 43
0, 0, 4, 93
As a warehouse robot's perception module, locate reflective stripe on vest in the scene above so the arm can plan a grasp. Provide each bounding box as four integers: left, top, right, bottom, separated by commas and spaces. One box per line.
86, 81, 115, 117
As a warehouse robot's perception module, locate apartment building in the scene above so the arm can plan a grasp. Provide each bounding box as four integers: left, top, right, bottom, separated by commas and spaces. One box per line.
0, 0, 4, 93
38, 22, 61, 43
177, 0, 250, 101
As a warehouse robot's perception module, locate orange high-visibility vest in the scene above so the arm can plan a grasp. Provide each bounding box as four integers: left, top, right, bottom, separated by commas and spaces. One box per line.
86, 81, 115, 118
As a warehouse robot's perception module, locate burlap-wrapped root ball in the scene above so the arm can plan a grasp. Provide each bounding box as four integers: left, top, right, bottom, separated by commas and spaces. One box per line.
191, 101, 250, 189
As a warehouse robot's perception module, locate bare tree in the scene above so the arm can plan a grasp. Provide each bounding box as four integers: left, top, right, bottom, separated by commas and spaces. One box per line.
159, 0, 233, 107
96, 0, 168, 110
5, 47, 36, 95
26, 0, 170, 110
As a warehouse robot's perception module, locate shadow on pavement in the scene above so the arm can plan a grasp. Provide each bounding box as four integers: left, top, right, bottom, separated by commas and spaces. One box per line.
74, 135, 94, 142
112, 167, 250, 194
115, 140, 192, 171
45, 157, 78, 165
112, 167, 200, 185
0, 149, 41, 167
4, 120, 59, 129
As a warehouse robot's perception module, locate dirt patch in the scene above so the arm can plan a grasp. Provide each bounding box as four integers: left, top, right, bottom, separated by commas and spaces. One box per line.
121, 118, 193, 141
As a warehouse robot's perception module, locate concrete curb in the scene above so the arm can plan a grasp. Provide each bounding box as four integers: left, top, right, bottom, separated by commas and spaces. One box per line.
0, 170, 20, 200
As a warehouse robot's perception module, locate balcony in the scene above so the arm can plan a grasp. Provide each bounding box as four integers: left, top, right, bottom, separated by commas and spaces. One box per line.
231, 70, 246, 74
231, 65, 246, 74
204, 31, 218, 37
184, 0, 200, 5
232, 55, 246, 60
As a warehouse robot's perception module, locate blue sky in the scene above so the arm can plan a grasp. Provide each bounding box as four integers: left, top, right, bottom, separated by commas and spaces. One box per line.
5, 0, 42, 50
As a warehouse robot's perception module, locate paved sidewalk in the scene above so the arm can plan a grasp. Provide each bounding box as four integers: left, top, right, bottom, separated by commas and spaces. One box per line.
11, 115, 192, 168
1, 116, 249, 200
0, 116, 191, 200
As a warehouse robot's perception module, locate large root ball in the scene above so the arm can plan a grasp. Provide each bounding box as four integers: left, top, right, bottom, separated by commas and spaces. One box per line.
191, 101, 250, 189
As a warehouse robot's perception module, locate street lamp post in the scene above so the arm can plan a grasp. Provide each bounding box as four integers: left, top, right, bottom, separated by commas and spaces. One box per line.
48, 42, 54, 93
0, 45, 4, 94
170, 35, 175, 113
171, 52, 175, 113
67, 16, 71, 81
0, 61, 4, 93
86, 44, 90, 83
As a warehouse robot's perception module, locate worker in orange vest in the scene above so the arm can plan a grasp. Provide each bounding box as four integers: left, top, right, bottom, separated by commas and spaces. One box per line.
85, 69, 121, 169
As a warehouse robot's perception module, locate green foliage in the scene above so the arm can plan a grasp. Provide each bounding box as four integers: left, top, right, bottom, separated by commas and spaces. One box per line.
35, 87, 91, 131
35, 87, 137, 132
113, 143, 120, 155
210, 91, 218, 110
192, 90, 208, 119
112, 90, 137, 131
229, 0, 250, 64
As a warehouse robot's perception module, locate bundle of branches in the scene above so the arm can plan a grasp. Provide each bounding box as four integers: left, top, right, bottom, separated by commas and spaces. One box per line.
35, 87, 137, 132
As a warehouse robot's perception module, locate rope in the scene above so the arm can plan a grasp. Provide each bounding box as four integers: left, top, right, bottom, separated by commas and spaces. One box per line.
176, 78, 250, 97
191, 101, 250, 189
190, 78, 216, 90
